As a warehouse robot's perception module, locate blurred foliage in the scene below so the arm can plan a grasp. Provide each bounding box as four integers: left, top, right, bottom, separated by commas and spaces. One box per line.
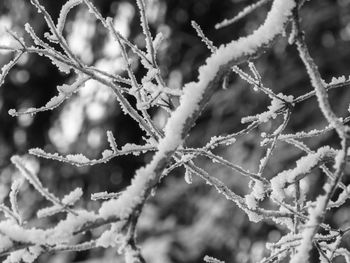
0, 0, 350, 262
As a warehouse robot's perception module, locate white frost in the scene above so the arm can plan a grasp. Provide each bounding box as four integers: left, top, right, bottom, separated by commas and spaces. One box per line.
328, 75, 348, 86
291, 195, 327, 263
204, 255, 225, 263
270, 146, 335, 201
56, 0, 83, 38
245, 194, 258, 209
66, 154, 90, 164
50, 57, 71, 73
96, 223, 123, 248
242, 93, 293, 124
62, 187, 83, 205
99, 0, 296, 221
0, 234, 13, 251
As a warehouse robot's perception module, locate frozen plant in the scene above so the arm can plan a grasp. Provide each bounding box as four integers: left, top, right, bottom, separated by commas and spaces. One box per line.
0, 0, 350, 262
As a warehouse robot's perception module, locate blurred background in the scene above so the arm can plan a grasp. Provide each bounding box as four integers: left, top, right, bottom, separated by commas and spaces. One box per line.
0, 0, 350, 262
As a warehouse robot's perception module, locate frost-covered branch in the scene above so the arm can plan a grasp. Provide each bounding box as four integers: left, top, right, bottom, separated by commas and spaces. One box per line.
2, 0, 350, 262
293, 9, 348, 138
215, 0, 272, 29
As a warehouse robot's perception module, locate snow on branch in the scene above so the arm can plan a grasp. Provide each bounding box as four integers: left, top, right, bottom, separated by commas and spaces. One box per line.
29, 142, 155, 167
270, 146, 337, 201
204, 255, 225, 263
97, 0, 296, 224
241, 93, 293, 124
293, 15, 349, 138
2, 0, 350, 262
56, 0, 83, 39
0, 51, 24, 88
11, 156, 77, 216
9, 75, 89, 117
215, 0, 272, 29
192, 21, 217, 53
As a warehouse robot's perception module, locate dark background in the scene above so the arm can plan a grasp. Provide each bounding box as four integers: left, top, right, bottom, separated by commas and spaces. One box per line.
0, 0, 350, 262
